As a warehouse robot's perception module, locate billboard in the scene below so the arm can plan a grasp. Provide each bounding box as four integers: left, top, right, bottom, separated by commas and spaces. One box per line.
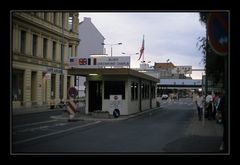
68, 56, 130, 68
171, 66, 192, 74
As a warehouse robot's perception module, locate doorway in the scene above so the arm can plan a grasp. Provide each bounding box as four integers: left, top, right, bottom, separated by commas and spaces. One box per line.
88, 81, 102, 112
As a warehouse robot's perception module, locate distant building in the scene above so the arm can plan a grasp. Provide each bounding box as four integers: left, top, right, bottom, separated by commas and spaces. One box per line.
12, 12, 79, 108
154, 62, 180, 79
76, 17, 105, 97
77, 17, 105, 57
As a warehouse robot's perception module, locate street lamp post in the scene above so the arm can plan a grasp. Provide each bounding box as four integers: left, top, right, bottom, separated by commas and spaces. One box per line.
60, 12, 64, 101
102, 42, 122, 57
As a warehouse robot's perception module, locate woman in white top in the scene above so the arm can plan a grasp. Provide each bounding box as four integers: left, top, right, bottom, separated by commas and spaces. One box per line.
195, 92, 205, 121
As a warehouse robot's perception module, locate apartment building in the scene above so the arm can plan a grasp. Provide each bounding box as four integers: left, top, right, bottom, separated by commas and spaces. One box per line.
12, 11, 79, 108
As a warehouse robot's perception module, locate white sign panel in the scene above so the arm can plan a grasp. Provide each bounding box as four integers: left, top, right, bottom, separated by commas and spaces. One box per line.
97, 56, 130, 67
68, 56, 130, 68
46, 67, 62, 74
171, 66, 192, 74
110, 95, 122, 112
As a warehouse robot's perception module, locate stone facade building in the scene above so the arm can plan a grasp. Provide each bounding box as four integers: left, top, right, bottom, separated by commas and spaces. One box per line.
12, 11, 79, 108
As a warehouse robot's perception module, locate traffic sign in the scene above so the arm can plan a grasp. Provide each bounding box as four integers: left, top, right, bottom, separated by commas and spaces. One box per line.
208, 12, 228, 56
68, 87, 78, 98
113, 109, 120, 118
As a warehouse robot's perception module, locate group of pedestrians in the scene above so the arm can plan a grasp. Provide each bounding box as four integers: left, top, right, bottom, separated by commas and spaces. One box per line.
192, 90, 224, 122
192, 89, 226, 152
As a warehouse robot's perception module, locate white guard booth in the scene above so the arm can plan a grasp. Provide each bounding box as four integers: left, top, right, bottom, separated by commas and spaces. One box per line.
67, 56, 159, 116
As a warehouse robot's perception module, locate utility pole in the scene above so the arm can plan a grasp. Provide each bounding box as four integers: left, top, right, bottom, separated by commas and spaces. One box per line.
60, 12, 64, 101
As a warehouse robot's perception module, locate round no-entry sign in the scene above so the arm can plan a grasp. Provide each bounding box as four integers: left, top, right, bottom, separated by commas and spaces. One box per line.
208, 12, 228, 56
68, 87, 78, 98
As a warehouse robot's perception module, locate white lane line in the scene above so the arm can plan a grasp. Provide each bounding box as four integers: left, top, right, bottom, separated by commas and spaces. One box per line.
13, 121, 102, 145
13, 120, 58, 129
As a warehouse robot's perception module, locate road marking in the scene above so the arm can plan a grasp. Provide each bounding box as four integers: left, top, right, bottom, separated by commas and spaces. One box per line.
13, 120, 57, 129
14, 122, 69, 133
13, 121, 102, 145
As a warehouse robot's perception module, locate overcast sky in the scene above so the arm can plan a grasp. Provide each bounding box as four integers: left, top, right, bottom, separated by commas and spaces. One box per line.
78, 12, 206, 79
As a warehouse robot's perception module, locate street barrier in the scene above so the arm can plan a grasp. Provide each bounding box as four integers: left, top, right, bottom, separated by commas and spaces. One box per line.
67, 98, 77, 121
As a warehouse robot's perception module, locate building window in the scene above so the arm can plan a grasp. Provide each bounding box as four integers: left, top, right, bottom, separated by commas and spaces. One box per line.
12, 69, 24, 101
131, 82, 138, 100
141, 83, 150, 99
68, 45, 72, 57
52, 41, 56, 61
135, 83, 138, 100
59, 74, 64, 99
51, 74, 56, 99
151, 84, 156, 99
131, 82, 134, 100
104, 81, 125, 99
32, 34, 37, 56
145, 84, 149, 99
20, 30, 26, 54
53, 12, 56, 24
43, 38, 48, 58
68, 14, 73, 31
44, 13, 48, 21
61, 44, 64, 62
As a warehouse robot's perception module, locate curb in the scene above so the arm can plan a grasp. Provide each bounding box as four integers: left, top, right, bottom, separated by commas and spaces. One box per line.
51, 107, 162, 122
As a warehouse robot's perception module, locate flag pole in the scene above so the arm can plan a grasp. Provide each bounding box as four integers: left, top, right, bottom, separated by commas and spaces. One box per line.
143, 35, 144, 63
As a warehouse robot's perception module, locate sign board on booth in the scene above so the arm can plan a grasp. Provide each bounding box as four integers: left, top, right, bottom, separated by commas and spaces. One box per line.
69, 56, 130, 68
110, 95, 122, 117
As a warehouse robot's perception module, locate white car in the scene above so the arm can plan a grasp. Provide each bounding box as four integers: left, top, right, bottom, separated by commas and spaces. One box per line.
162, 94, 168, 100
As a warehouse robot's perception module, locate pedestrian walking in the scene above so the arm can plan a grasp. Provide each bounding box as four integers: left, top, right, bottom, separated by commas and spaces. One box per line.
205, 91, 213, 120
195, 91, 205, 121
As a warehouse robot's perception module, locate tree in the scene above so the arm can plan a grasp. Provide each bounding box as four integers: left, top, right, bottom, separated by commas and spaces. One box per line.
197, 12, 225, 85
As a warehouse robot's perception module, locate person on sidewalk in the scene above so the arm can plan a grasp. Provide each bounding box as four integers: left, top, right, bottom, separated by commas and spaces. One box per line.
205, 91, 213, 120
195, 91, 205, 121
213, 92, 221, 122
217, 90, 226, 152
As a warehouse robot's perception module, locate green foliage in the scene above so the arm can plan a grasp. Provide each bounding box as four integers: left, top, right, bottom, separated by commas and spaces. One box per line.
196, 12, 225, 85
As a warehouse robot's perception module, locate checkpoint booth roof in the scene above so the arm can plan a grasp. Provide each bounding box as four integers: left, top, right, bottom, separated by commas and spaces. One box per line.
68, 68, 158, 82
68, 68, 159, 115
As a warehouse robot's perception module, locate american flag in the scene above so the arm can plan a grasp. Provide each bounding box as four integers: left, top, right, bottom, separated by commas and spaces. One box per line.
69, 58, 79, 65
138, 35, 144, 61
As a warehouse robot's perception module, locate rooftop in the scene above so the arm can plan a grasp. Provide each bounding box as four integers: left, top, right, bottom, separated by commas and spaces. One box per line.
68, 68, 159, 82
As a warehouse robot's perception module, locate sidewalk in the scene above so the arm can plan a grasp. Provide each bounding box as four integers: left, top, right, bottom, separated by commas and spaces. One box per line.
185, 111, 223, 137
163, 111, 224, 153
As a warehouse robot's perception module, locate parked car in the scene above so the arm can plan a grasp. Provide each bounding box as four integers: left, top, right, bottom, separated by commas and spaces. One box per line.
162, 94, 168, 100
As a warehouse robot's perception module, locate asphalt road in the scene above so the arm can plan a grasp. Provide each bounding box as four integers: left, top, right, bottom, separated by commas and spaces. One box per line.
12, 98, 222, 154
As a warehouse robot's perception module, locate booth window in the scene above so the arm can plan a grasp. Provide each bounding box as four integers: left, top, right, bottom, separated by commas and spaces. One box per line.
141, 83, 150, 99
131, 82, 138, 100
104, 81, 125, 99
151, 84, 156, 99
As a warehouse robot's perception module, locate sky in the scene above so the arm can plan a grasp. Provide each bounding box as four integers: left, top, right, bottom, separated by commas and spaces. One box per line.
78, 12, 206, 79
